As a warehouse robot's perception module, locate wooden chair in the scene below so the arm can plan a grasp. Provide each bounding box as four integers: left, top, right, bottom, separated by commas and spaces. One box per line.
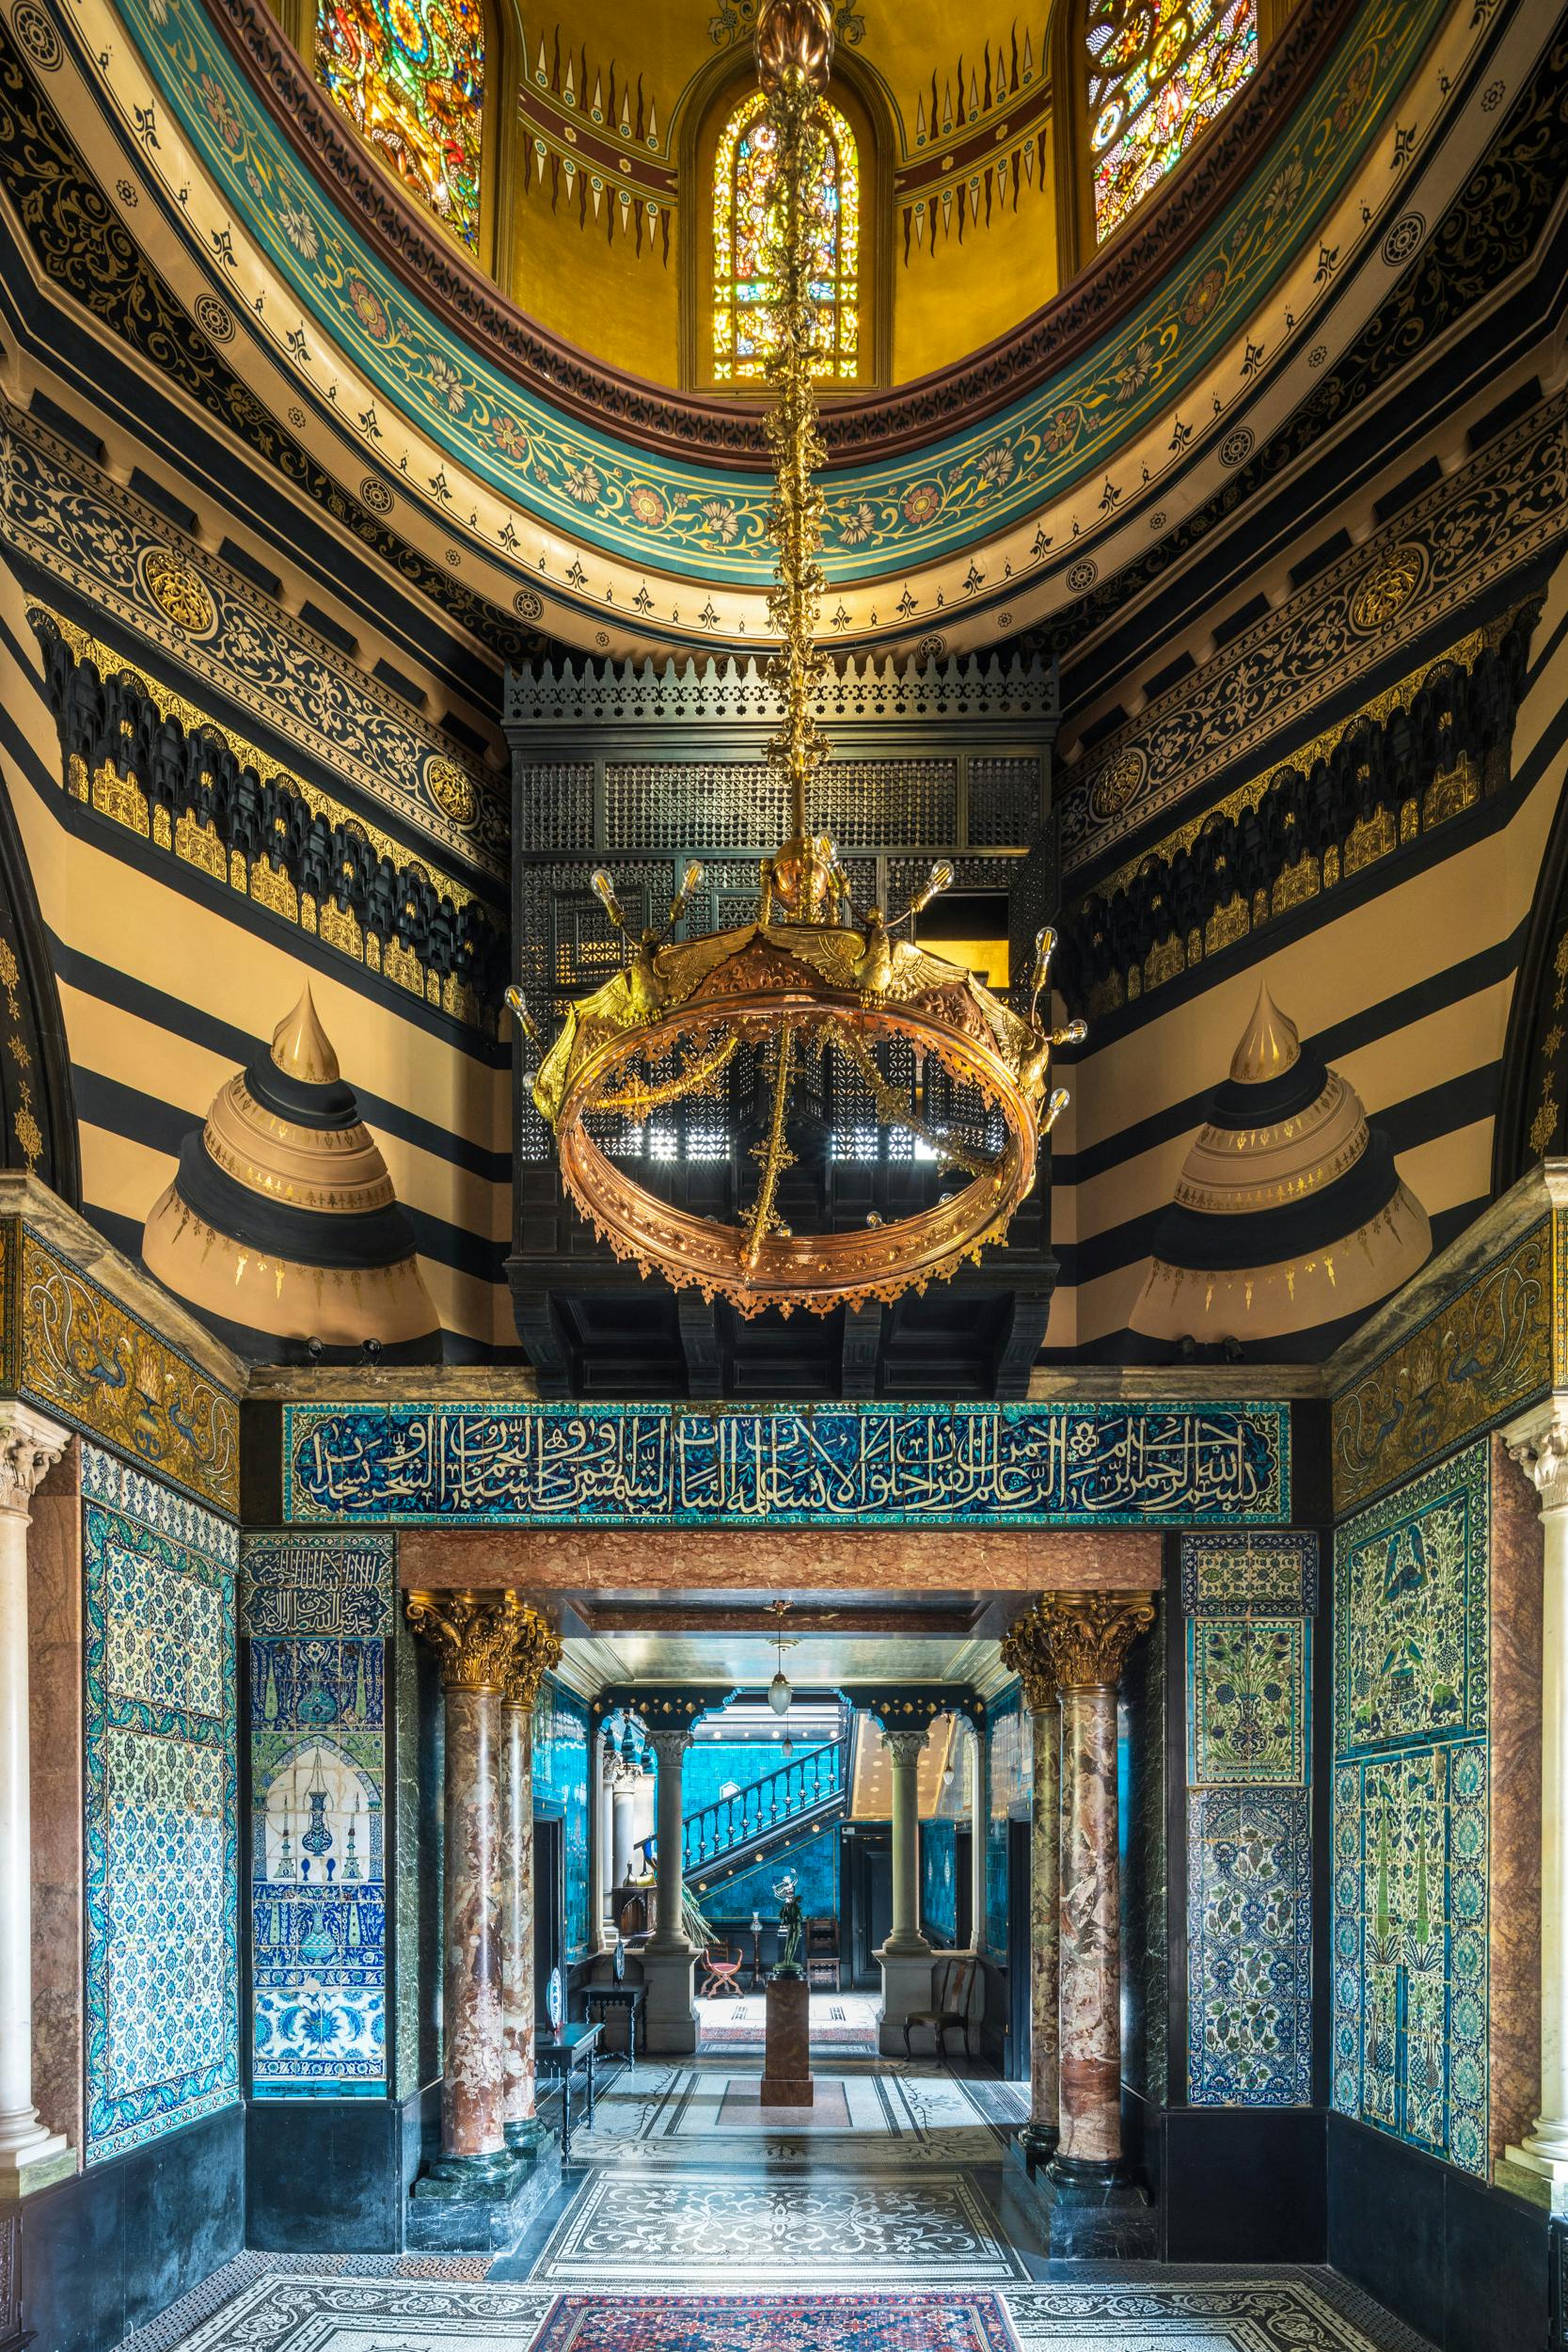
805, 1914, 840, 1991
902, 1954, 977, 2060
701, 1942, 744, 1998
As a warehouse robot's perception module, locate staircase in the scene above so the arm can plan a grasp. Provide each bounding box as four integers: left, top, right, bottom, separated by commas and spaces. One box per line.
648, 1738, 848, 1904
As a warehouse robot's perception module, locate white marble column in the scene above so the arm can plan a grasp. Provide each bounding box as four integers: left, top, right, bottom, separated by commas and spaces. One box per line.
611, 1767, 639, 1896
596, 1734, 617, 1950
878, 1725, 933, 2054
969, 1724, 986, 1952
1504, 1400, 1568, 2208
641, 1726, 697, 2055
0, 1406, 72, 2196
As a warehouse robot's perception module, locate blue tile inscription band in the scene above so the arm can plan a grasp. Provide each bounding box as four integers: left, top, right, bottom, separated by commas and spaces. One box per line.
281, 1401, 1289, 1526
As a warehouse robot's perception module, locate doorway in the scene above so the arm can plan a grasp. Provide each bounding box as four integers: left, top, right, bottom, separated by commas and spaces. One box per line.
845, 1825, 891, 1986
534, 1814, 563, 2020
1004, 1816, 1031, 2079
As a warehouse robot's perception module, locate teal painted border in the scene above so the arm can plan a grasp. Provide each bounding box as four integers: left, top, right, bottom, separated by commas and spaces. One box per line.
279, 1399, 1290, 1526
105, 0, 1445, 584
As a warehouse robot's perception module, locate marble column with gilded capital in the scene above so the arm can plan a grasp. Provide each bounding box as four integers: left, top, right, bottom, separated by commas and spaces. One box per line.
882, 1728, 932, 1959
0, 1405, 71, 2197
642, 1726, 698, 2055
1036, 1589, 1154, 2189
405, 1589, 525, 2172
500, 1607, 561, 2152
1503, 1400, 1568, 2208
1000, 1600, 1061, 2167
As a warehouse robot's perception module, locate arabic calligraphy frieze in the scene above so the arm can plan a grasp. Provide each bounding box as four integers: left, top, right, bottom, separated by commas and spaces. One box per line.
281, 1401, 1288, 1527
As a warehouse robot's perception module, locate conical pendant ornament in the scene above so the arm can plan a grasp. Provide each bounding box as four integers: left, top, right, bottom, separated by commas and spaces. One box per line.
509, 0, 1083, 1319
142, 979, 439, 1359
1131, 978, 1431, 1349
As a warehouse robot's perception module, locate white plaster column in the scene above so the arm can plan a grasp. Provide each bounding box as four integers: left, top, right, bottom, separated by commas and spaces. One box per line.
0, 1405, 71, 2197
1504, 1400, 1568, 2208
641, 1726, 697, 2055
878, 1725, 934, 2054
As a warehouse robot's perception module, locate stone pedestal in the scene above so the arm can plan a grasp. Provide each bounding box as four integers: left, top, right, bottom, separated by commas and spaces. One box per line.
641, 1946, 698, 2055
761, 1976, 813, 2106
406, 2133, 562, 2251
876, 1950, 935, 2056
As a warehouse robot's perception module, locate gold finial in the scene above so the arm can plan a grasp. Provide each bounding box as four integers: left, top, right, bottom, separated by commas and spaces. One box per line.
1228, 981, 1300, 1086
271, 984, 341, 1086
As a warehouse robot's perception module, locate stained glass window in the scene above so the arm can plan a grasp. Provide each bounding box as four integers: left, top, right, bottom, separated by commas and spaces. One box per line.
713, 89, 860, 384
315, 0, 485, 251
1086, 0, 1257, 244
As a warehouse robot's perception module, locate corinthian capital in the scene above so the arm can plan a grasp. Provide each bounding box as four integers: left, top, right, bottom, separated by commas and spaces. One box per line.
999, 1598, 1058, 1713
503, 1604, 562, 1709
405, 1588, 526, 1692
1033, 1589, 1155, 1692
881, 1727, 928, 1766
1507, 1398, 1568, 1517
644, 1726, 692, 1765
0, 1403, 67, 1519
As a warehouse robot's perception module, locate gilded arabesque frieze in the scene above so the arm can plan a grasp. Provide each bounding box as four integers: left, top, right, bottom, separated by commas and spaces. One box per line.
4, 409, 504, 881
32, 610, 505, 1031
1063, 381, 1568, 879
1330, 1220, 1552, 1517
1065, 599, 1537, 1017
3, 1223, 239, 1514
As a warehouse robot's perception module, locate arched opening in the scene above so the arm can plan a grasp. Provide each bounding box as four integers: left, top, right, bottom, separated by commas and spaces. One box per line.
686, 58, 887, 394
300, 0, 519, 275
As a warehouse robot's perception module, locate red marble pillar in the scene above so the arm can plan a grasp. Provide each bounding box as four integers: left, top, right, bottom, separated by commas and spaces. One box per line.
1036, 1590, 1154, 2187
1000, 1601, 1060, 2163
406, 1590, 526, 2169
501, 1609, 560, 2148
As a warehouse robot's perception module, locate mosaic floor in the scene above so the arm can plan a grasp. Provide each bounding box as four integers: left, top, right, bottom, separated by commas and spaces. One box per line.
132, 2058, 1434, 2352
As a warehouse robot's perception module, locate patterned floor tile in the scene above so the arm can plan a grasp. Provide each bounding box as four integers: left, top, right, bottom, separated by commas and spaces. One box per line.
529, 2169, 1029, 2286
1004, 2275, 1433, 2348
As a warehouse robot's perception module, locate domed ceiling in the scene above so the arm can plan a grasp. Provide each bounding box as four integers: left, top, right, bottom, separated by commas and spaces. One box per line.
30, 0, 1558, 657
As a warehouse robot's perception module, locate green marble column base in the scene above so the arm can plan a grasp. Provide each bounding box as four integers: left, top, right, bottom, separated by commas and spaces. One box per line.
1018, 2122, 1060, 2174
406, 2136, 562, 2251
505, 2116, 549, 2153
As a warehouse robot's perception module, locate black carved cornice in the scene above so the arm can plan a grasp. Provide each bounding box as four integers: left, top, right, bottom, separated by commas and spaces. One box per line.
1060, 604, 1539, 1016
210, 0, 1356, 467
33, 618, 510, 1028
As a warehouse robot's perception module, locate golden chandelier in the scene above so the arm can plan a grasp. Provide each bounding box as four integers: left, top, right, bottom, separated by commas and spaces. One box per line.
509, 0, 1083, 1319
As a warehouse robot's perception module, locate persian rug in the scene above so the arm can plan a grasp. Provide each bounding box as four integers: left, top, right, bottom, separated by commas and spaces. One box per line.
528, 2291, 1018, 2350
529, 2168, 1029, 2286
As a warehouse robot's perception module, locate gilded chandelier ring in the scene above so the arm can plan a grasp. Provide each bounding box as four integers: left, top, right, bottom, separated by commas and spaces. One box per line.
552, 987, 1038, 1318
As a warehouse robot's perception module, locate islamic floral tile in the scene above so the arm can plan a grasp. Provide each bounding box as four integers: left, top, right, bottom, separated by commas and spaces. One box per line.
1334, 1444, 1488, 1758
1332, 1742, 1489, 2177
250, 1638, 387, 2096
83, 1449, 239, 2163
1331, 1443, 1492, 2178
1186, 1788, 1312, 2107
1188, 1617, 1310, 1786
1180, 1530, 1319, 1615
242, 1533, 393, 2099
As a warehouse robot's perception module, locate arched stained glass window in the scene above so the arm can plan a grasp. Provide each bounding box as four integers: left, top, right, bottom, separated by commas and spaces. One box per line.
712, 89, 860, 385
1086, 0, 1257, 244
314, 0, 485, 251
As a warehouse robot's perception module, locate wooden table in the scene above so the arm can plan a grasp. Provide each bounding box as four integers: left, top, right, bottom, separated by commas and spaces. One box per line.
536, 2021, 602, 2161
584, 1983, 646, 2078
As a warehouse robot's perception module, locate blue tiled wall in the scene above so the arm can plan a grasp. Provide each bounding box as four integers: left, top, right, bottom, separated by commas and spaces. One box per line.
533, 1677, 592, 1963
922, 1820, 958, 1943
